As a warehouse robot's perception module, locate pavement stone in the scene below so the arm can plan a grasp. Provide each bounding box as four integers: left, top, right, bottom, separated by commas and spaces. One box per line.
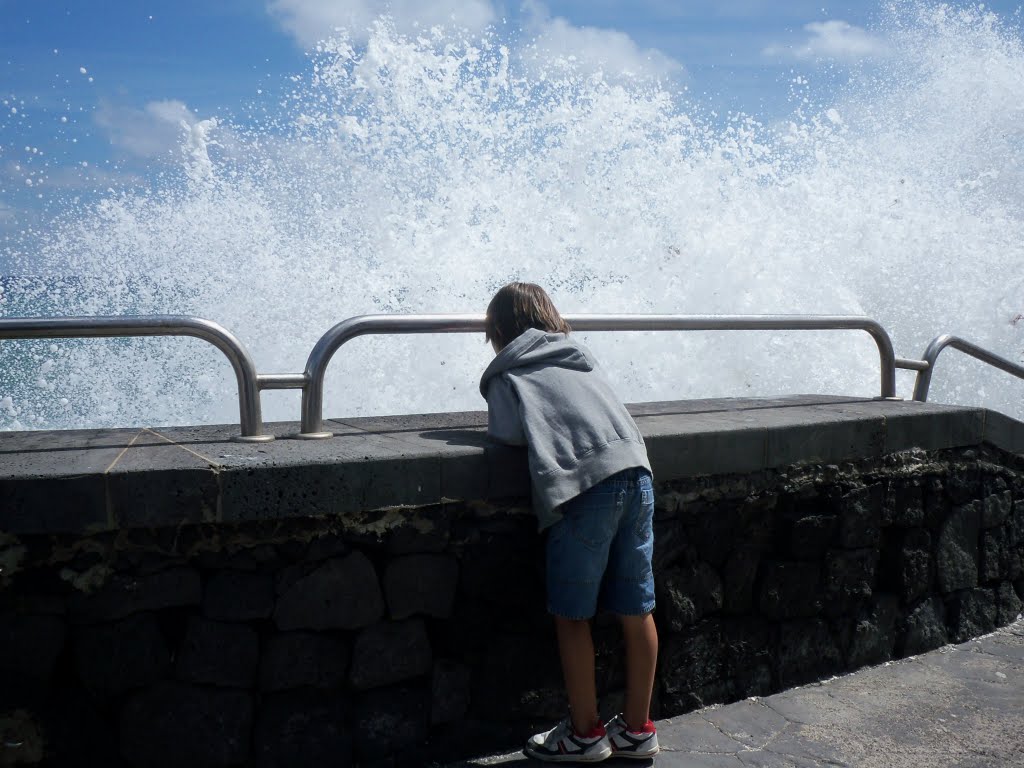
444, 618, 1024, 768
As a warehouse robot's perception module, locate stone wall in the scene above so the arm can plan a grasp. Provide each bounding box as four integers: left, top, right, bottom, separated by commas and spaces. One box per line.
2, 444, 1022, 767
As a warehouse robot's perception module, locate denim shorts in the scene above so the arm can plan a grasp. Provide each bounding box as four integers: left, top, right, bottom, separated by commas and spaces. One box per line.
546, 467, 656, 620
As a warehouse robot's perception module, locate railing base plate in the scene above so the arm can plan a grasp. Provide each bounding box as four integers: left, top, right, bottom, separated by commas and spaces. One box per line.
292, 431, 333, 440
232, 434, 276, 443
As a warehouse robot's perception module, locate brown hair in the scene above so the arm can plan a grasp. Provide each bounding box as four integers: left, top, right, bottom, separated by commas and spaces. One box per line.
485, 282, 571, 350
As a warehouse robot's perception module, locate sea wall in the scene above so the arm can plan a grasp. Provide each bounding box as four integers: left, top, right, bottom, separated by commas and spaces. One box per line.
1, 396, 1023, 767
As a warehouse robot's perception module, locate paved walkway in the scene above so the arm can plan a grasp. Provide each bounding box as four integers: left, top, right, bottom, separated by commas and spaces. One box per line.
449, 618, 1024, 767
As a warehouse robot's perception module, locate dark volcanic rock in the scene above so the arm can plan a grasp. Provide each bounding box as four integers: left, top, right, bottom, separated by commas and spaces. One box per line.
69, 567, 201, 623
274, 553, 384, 631
176, 616, 259, 688
936, 502, 981, 593
120, 682, 253, 768
350, 619, 432, 690
902, 597, 948, 656
254, 691, 351, 768
353, 686, 430, 761
384, 554, 459, 620
74, 613, 169, 696
260, 632, 349, 691
204, 569, 274, 621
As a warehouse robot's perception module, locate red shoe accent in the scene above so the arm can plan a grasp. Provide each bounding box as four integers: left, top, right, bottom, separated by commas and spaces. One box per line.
629, 720, 656, 734
577, 723, 607, 739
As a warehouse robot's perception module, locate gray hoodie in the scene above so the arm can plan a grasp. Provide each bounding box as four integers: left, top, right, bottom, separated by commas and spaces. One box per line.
479, 328, 651, 530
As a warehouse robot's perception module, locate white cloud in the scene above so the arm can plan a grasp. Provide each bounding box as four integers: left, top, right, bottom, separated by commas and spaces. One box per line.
267, 0, 495, 47
522, 1, 684, 80
764, 20, 889, 62
93, 99, 197, 158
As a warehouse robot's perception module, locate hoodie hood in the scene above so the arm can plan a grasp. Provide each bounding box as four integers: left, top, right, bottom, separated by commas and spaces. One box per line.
479, 328, 594, 397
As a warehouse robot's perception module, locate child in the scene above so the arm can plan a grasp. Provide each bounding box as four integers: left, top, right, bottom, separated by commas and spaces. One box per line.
479, 282, 660, 763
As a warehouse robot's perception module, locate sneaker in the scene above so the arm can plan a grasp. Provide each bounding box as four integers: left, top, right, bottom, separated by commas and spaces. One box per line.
605, 714, 660, 759
524, 718, 612, 763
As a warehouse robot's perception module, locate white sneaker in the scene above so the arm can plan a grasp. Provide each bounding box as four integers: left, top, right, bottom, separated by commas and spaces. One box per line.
605, 714, 660, 759
524, 718, 612, 763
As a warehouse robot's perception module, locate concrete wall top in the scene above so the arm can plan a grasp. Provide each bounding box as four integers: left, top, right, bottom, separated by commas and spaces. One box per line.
2, 395, 1022, 535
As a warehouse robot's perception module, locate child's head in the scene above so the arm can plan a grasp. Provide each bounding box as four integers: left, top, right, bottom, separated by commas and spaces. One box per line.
485, 282, 571, 352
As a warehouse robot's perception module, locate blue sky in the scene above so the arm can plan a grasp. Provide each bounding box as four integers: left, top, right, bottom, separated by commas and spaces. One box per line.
1, 0, 1021, 244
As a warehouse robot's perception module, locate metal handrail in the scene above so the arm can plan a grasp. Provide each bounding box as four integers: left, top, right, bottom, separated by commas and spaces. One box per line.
0, 315, 272, 442
912, 334, 1024, 402
299, 313, 898, 438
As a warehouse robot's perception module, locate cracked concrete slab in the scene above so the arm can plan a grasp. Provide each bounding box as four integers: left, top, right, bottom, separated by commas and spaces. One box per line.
447, 619, 1024, 768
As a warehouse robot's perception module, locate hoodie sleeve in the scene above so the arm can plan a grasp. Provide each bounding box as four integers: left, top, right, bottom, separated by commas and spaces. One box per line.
485, 374, 527, 446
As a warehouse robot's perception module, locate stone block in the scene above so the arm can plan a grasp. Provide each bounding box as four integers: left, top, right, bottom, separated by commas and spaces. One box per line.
947, 588, 997, 643
721, 619, 773, 699
659, 623, 727, 712
0, 612, 65, 706
176, 617, 259, 688
947, 465, 981, 505
902, 596, 948, 656
840, 484, 883, 547
353, 686, 430, 761
305, 532, 349, 561
981, 529, 1006, 584
936, 502, 980, 593
997, 581, 1023, 625
734, 494, 778, 552
273, 553, 384, 631
458, 532, 542, 613
384, 554, 459, 620
758, 561, 822, 619
982, 490, 1013, 528
120, 682, 253, 768
204, 570, 274, 621
690, 503, 737, 567
74, 614, 169, 697
656, 563, 723, 632
651, 519, 690, 572
847, 594, 899, 668
386, 507, 451, 555
259, 632, 349, 692
69, 567, 201, 623
896, 529, 933, 605
777, 619, 842, 688
787, 514, 838, 561
923, 476, 950, 529
883, 482, 925, 529
253, 691, 351, 768
431, 660, 471, 725
722, 549, 759, 615
824, 548, 876, 607
471, 635, 564, 720
350, 619, 432, 690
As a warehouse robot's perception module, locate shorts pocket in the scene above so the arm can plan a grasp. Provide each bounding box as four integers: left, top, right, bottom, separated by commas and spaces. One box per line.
633, 487, 655, 543
563, 491, 619, 551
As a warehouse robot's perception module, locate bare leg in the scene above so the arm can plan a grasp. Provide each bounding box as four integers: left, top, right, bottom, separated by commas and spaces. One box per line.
619, 612, 658, 730
554, 616, 600, 735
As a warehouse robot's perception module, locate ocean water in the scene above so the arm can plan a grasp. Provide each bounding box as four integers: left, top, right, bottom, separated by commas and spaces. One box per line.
1, 2, 1023, 432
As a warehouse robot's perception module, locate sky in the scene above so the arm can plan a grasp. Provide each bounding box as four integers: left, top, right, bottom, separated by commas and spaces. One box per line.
1, 0, 1021, 246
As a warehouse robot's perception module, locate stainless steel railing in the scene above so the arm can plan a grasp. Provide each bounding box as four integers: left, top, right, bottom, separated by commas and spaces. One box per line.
0, 315, 272, 442
1, 312, 909, 440
911, 334, 1024, 402
297, 314, 899, 438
